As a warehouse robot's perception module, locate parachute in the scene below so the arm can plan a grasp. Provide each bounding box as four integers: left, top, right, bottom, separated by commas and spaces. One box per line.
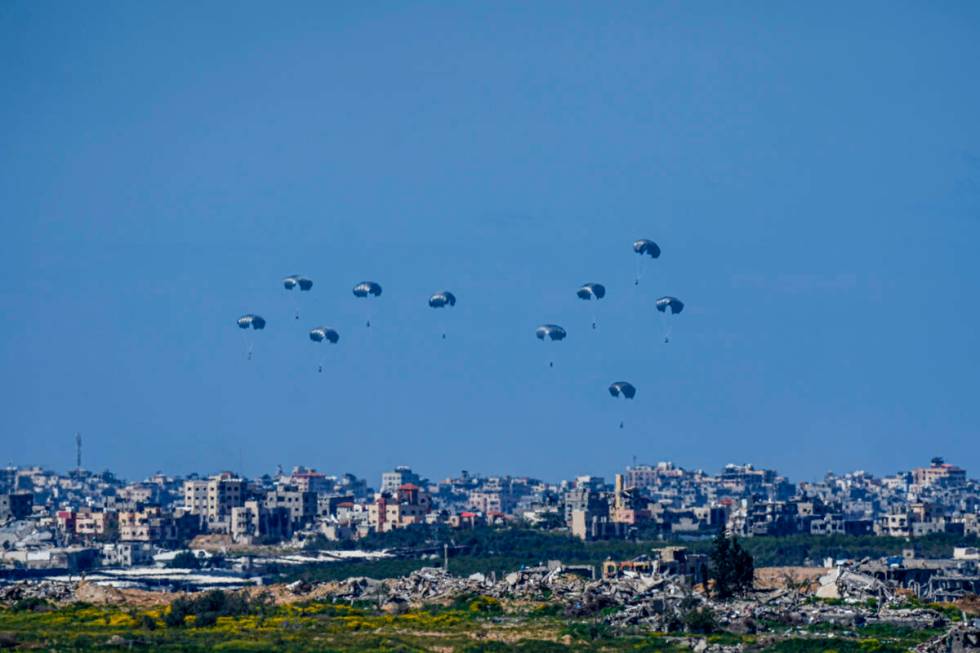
632, 239, 661, 285
655, 296, 684, 314
309, 326, 340, 343
353, 282, 383, 327
237, 314, 266, 329
535, 324, 566, 368
576, 283, 606, 300
352, 282, 382, 297
608, 381, 636, 428
236, 314, 266, 360
655, 296, 684, 343
535, 324, 567, 341
428, 291, 456, 308
283, 275, 313, 291
633, 239, 661, 258
283, 276, 313, 319
608, 381, 636, 399
576, 283, 606, 329
428, 291, 457, 339
309, 326, 340, 373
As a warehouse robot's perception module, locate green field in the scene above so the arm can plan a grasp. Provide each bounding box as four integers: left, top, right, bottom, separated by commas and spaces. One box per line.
0, 592, 945, 652
280, 528, 980, 583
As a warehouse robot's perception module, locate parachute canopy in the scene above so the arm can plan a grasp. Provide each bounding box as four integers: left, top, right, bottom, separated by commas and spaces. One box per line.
576, 283, 606, 300
237, 314, 266, 330
428, 291, 457, 308
283, 275, 313, 291
655, 296, 684, 314
309, 326, 340, 343
608, 382, 636, 399
633, 239, 661, 258
353, 281, 382, 297
535, 324, 567, 341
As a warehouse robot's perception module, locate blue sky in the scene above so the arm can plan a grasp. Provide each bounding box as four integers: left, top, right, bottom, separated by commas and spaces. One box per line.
2, 2, 978, 484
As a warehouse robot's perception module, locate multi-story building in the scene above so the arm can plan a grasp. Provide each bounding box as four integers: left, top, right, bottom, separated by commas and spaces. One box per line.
381, 466, 422, 495
231, 500, 291, 542
206, 474, 244, 520
182, 479, 208, 514
264, 484, 317, 527
913, 460, 967, 488
368, 483, 432, 532
75, 509, 119, 541
0, 493, 33, 521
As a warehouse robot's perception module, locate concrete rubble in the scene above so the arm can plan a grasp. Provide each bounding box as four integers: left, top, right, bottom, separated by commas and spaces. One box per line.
1, 563, 976, 650
0, 580, 76, 603
278, 564, 977, 648
815, 564, 892, 601
916, 625, 980, 653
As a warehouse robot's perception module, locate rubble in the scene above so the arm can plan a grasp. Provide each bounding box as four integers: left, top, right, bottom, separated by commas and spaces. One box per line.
816, 566, 892, 601
0, 580, 76, 604
916, 625, 980, 653
2, 560, 974, 650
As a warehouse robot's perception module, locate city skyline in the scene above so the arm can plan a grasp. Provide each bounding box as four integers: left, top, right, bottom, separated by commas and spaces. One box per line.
4, 450, 969, 491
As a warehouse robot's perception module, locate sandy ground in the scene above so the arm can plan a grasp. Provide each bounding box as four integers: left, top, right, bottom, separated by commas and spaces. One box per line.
753, 566, 829, 592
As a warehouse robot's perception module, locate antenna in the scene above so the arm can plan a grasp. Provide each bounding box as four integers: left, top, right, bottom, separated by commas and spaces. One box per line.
75, 432, 82, 472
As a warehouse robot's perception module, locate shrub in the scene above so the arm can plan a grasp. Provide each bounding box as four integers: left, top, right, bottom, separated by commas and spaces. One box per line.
168, 551, 202, 570
683, 607, 718, 634
467, 596, 502, 616
10, 597, 50, 613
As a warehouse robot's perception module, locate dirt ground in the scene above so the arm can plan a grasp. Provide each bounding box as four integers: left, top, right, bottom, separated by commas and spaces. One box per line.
753, 566, 829, 592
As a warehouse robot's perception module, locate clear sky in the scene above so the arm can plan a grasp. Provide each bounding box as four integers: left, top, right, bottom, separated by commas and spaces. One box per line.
2, 2, 979, 485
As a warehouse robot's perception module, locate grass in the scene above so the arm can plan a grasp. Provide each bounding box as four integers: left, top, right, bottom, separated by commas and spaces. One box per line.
0, 594, 946, 653
280, 528, 980, 585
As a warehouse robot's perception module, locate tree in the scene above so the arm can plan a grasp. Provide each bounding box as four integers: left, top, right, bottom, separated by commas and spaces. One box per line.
167, 551, 202, 570
709, 531, 754, 599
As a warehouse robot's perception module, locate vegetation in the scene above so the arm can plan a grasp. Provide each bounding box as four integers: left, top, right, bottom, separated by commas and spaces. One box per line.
0, 592, 945, 652
708, 532, 754, 599
284, 527, 979, 584
167, 551, 226, 570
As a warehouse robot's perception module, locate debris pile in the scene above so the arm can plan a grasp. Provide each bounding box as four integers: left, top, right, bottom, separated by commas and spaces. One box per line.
0, 580, 76, 604
386, 567, 489, 601
815, 566, 892, 601
915, 624, 980, 653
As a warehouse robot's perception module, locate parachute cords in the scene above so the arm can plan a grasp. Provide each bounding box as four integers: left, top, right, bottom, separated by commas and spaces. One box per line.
241, 331, 253, 361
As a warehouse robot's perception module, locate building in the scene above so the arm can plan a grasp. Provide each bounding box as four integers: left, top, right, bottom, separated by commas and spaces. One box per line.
75, 509, 119, 541
381, 466, 422, 495
288, 467, 333, 494
231, 500, 291, 542
913, 460, 967, 488
206, 474, 245, 520
101, 542, 154, 567
0, 493, 33, 521
264, 484, 317, 527
118, 507, 179, 544
368, 484, 432, 532
182, 480, 208, 514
